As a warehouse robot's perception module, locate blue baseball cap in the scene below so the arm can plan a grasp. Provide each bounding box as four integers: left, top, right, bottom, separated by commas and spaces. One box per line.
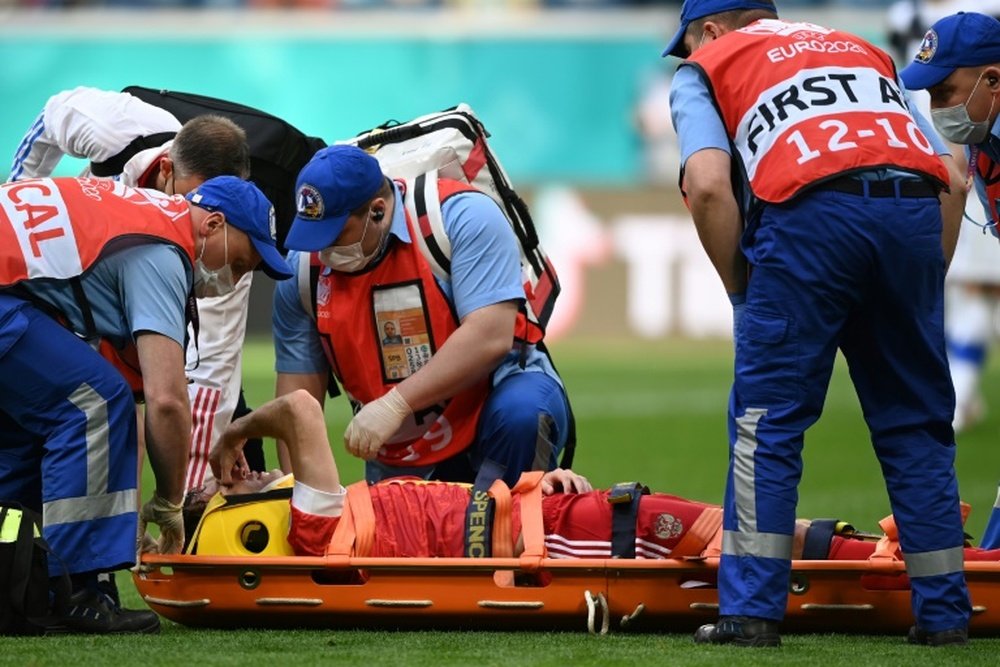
900, 13, 1000, 91
285, 145, 385, 252
662, 0, 777, 58
185, 176, 292, 280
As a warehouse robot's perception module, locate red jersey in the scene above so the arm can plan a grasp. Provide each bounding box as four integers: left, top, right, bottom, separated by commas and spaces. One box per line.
287, 481, 718, 559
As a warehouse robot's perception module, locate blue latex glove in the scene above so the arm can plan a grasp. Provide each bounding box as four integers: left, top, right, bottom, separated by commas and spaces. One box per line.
729, 292, 746, 339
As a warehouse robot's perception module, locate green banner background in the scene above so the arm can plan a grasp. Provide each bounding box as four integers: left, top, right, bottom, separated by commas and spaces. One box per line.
1, 33, 665, 184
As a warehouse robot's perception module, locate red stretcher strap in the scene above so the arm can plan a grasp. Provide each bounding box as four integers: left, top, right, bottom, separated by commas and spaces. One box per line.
489, 479, 514, 558
327, 481, 376, 558
871, 501, 971, 562
511, 471, 546, 570
670, 507, 723, 558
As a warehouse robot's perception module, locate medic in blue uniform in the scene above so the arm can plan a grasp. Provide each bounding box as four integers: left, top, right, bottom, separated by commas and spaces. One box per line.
666, 0, 972, 647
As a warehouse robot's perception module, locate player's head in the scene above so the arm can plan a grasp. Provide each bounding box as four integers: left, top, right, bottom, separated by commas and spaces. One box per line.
384, 321, 396, 337
663, 0, 778, 59
157, 115, 251, 195
182, 469, 288, 548
899, 12, 1000, 145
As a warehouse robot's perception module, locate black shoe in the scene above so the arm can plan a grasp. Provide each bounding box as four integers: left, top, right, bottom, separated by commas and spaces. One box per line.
693, 616, 781, 647
51, 587, 160, 635
907, 625, 969, 647
96, 572, 121, 608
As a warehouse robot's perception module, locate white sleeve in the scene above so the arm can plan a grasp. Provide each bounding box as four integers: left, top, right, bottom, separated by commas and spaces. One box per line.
8, 86, 181, 181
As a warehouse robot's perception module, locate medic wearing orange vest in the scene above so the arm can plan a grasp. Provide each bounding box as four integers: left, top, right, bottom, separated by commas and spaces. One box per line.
275, 145, 570, 488
685, 18, 948, 203
0, 178, 199, 396
0, 175, 291, 634
313, 179, 491, 468
666, 0, 970, 648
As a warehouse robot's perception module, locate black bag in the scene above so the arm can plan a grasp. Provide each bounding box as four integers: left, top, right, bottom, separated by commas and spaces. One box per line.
0, 503, 68, 636
99, 87, 327, 253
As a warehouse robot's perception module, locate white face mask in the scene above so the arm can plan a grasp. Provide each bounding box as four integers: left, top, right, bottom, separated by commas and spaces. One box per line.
319, 210, 386, 273
931, 71, 996, 145
194, 223, 236, 298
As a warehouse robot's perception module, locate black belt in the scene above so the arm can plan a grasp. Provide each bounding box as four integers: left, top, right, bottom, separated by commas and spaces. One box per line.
816, 175, 939, 198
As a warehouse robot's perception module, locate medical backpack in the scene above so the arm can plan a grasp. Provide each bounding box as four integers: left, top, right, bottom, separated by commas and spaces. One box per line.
344, 103, 561, 336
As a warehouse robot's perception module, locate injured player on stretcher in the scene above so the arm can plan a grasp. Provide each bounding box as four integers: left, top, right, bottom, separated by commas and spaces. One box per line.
176, 390, 1000, 565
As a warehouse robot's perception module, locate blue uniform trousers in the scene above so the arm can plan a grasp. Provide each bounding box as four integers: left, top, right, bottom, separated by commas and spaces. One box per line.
0, 295, 138, 576
721, 186, 972, 632
983, 485, 1000, 550
366, 371, 569, 487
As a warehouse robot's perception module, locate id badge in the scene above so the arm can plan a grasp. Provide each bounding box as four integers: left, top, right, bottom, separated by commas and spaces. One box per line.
373, 281, 435, 383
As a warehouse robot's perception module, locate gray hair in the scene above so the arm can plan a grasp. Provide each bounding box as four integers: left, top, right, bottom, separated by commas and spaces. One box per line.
170, 114, 251, 180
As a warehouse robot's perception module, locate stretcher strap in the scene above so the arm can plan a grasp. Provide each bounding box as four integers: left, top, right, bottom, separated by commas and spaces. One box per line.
511, 471, 546, 569
465, 459, 504, 557
488, 479, 514, 558
872, 514, 901, 561
327, 481, 375, 558
801, 519, 841, 560
608, 482, 649, 558
670, 507, 723, 558
349, 482, 376, 557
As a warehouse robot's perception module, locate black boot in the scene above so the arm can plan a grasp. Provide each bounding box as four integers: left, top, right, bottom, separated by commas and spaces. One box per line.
693, 615, 781, 647
907, 625, 969, 647
48, 571, 160, 635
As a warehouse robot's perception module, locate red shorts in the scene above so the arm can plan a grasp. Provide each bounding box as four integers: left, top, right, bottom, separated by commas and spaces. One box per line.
542, 491, 715, 559
288, 504, 340, 557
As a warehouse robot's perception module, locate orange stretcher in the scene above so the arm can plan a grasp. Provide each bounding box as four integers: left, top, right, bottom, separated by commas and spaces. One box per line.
133, 554, 1000, 635
132, 480, 1000, 635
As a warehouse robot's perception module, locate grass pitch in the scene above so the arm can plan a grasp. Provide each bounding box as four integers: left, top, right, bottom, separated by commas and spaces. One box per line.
4, 336, 1000, 665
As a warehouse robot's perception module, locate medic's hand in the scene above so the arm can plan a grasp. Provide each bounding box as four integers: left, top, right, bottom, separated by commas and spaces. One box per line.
133, 530, 161, 573
541, 468, 593, 495
137, 531, 159, 556
139, 491, 184, 555
344, 387, 412, 461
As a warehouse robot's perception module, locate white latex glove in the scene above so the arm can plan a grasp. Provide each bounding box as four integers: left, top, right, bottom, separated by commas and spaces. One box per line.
344, 387, 413, 461
139, 492, 184, 555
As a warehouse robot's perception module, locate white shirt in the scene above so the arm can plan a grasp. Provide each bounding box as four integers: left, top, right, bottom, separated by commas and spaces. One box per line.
8, 86, 180, 182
